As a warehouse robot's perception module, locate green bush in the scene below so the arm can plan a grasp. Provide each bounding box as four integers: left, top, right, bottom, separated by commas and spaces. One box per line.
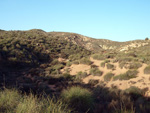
76, 71, 88, 81
51, 59, 59, 65
88, 79, 99, 86
63, 73, 73, 80
16, 94, 40, 113
104, 72, 114, 81
106, 63, 115, 69
68, 54, 82, 61
128, 62, 142, 69
53, 64, 64, 70
92, 54, 105, 60
91, 64, 98, 68
66, 61, 72, 67
113, 70, 138, 81
104, 59, 110, 63
0, 89, 21, 112
100, 62, 105, 67
72, 60, 80, 64
0, 30, 91, 68
144, 65, 150, 74
90, 68, 103, 76
79, 57, 92, 65
61, 86, 94, 112
0, 89, 71, 113
119, 62, 126, 69
124, 86, 143, 97
43, 98, 71, 113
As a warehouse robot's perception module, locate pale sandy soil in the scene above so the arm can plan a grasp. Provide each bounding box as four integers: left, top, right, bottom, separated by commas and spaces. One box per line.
69, 64, 91, 75
61, 57, 150, 96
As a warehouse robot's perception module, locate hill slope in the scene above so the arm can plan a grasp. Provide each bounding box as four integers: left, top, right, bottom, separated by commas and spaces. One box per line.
48, 31, 150, 52
1, 29, 150, 113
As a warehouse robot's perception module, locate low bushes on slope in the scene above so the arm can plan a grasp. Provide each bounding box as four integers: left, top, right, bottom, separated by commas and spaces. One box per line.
113, 70, 138, 80
0, 30, 91, 68
104, 72, 114, 81
106, 63, 115, 69
90, 67, 103, 76
119, 61, 142, 69
88, 79, 99, 86
92, 54, 105, 60
75, 71, 88, 81
100, 60, 111, 68
92, 53, 115, 60
100, 61, 106, 67
144, 65, 150, 74
79, 57, 93, 65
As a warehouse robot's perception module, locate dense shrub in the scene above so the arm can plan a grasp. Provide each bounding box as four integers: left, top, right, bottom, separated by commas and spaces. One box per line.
144, 65, 150, 74
68, 54, 82, 61
90, 68, 103, 76
104, 72, 114, 81
88, 79, 99, 86
0, 30, 91, 68
119, 62, 126, 69
53, 64, 64, 70
92, 54, 105, 60
128, 62, 142, 69
124, 86, 143, 98
106, 63, 115, 69
104, 59, 110, 63
79, 57, 92, 65
113, 70, 138, 80
0, 89, 21, 112
16, 94, 41, 113
91, 64, 98, 68
72, 60, 80, 64
100, 62, 105, 67
119, 62, 142, 69
66, 61, 72, 67
61, 86, 94, 112
75, 71, 88, 81
63, 73, 73, 80
0, 89, 71, 113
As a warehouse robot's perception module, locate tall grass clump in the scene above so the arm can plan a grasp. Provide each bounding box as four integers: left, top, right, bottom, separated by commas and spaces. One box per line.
90, 67, 103, 76
61, 86, 94, 112
104, 72, 114, 81
144, 65, 150, 74
92, 54, 105, 60
16, 94, 41, 113
43, 98, 71, 113
106, 63, 115, 69
100, 61, 105, 67
0, 88, 21, 112
75, 71, 88, 81
0, 89, 71, 113
124, 86, 144, 99
113, 70, 138, 81
128, 62, 142, 69
79, 57, 92, 65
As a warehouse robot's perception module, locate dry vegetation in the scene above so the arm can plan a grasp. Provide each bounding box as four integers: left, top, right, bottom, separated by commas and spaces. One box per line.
1, 29, 150, 113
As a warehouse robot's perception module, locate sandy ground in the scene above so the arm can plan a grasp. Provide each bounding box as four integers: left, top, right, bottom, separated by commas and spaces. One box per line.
61, 57, 150, 96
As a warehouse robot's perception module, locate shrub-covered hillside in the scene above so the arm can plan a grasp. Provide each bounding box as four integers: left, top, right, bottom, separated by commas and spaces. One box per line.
0, 29, 91, 68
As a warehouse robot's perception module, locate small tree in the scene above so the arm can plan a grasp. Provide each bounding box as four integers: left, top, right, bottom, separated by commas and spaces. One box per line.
145, 37, 149, 41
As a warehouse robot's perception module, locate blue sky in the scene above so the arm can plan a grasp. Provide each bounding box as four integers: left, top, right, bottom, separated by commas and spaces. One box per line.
0, 0, 150, 41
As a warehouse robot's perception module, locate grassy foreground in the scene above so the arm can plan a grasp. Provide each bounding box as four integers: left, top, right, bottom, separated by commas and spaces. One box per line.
0, 88, 71, 113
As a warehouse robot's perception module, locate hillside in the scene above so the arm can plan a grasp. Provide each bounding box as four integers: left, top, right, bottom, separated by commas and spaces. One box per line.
1, 29, 150, 113
48, 31, 150, 52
